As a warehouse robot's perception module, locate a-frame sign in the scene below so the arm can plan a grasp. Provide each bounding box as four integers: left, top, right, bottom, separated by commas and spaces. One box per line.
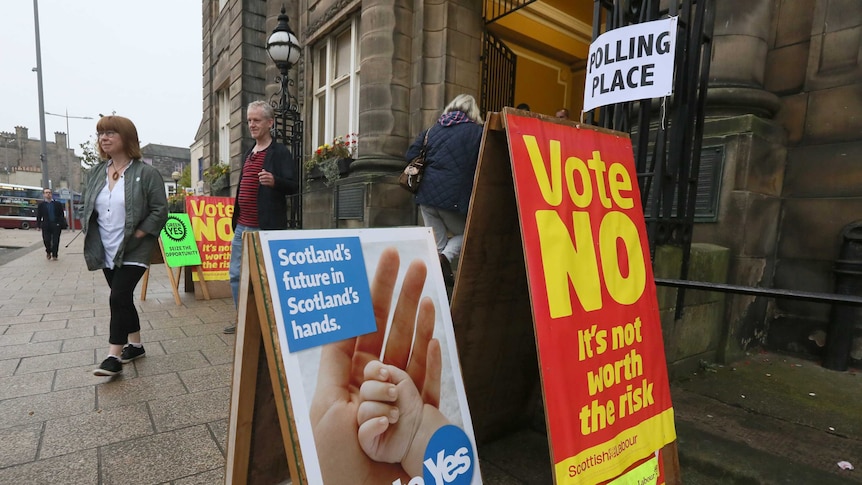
224, 233, 300, 484
453, 108, 680, 484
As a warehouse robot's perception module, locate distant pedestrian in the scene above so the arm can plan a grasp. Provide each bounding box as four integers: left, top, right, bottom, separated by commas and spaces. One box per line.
405, 94, 484, 286
223, 100, 299, 334
555, 108, 570, 120
82, 115, 168, 377
35, 188, 66, 261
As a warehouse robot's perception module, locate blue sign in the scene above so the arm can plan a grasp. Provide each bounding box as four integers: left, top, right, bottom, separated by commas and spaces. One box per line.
423, 425, 475, 485
267, 236, 375, 352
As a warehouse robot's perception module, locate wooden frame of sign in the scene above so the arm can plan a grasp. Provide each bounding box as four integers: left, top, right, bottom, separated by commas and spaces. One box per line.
224, 231, 304, 484
140, 239, 211, 305
450, 111, 680, 484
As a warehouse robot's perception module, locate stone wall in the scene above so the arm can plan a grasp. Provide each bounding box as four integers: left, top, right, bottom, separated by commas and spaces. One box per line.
690, 0, 862, 363
302, 0, 483, 229
654, 244, 731, 377
0, 128, 80, 190
199, 0, 272, 191
765, 0, 862, 360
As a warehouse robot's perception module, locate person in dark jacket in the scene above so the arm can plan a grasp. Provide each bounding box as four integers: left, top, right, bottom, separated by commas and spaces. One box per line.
404, 94, 484, 286
36, 188, 66, 260
83, 116, 168, 377
223, 100, 299, 334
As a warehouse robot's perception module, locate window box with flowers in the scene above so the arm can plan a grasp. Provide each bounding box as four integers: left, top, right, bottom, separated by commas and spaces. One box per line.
305, 134, 357, 186
204, 162, 231, 196
167, 191, 187, 213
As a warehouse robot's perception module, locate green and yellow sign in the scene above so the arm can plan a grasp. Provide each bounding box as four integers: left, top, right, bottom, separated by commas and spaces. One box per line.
160, 213, 202, 268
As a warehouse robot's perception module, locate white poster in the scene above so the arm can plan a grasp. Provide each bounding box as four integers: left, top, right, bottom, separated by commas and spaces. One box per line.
583, 17, 678, 113
259, 227, 482, 485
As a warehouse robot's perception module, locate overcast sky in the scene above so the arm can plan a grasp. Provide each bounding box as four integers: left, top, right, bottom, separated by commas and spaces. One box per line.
0, 0, 202, 157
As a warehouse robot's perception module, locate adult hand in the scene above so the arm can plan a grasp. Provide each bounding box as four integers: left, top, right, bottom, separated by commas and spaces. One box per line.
258, 169, 275, 187
309, 247, 442, 484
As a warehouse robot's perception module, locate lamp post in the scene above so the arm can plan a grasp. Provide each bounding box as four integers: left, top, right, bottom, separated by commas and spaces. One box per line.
266, 5, 303, 228
32, 0, 49, 189
172, 171, 181, 195
45, 110, 94, 193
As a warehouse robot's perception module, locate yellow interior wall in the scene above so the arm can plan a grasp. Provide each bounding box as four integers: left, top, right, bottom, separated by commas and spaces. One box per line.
512, 48, 580, 119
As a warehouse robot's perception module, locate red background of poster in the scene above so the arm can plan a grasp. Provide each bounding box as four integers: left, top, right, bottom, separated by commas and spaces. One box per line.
185, 195, 234, 280
505, 114, 674, 481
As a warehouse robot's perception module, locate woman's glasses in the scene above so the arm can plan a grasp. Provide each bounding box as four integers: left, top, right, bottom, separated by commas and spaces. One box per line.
97, 130, 118, 138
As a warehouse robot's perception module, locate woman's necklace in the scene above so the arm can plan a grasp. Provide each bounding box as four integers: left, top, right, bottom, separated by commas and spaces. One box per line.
111, 161, 130, 181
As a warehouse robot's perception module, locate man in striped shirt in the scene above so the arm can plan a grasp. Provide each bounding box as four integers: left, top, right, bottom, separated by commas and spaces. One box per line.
224, 100, 299, 334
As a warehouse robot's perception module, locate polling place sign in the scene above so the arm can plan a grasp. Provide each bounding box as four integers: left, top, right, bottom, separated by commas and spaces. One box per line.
583, 17, 677, 112
505, 113, 675, 484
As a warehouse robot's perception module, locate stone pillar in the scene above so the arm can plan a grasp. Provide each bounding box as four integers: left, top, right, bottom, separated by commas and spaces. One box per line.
355, 0, 482, 172
694, 0, 791, 361
353, 0, 415, 172
707, 0, 781, 118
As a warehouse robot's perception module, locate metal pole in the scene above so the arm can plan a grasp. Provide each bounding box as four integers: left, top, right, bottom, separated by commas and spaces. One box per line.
45, 111, 93, 193
65, 109, 71, 191
32, 0, 49, 189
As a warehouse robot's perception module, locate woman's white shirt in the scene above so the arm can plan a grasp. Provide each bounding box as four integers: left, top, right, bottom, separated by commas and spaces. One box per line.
95, 167, 127, 269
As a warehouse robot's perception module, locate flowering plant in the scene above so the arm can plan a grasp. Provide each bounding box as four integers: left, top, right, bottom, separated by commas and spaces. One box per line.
305, 133, 358, 186
203, 162, 231, 194
167, 191, 187, 213
203, 162, 230, 185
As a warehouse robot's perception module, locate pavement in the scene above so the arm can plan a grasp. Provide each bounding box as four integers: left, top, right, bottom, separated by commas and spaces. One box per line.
0, 228, 861, 484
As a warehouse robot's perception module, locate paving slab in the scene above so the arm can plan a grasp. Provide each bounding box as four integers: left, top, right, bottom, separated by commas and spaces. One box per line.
96, 372, 188, 410
148, 386, 231, 432
132, 350, 212, 377
178, 363, 232, 393
0, 386, 95, 430
40, 402, 153, 458
100, 425, 223, 484
0, 448, 99, 484
0, 358, 19, 377
16, 348, 94, 374
0, 422, 41, 467
0, 370, 54, 399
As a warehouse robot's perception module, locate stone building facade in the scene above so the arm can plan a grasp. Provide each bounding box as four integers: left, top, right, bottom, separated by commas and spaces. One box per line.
0, 127, 80, 190
140, 143, 192, 195
197, 1, 862, 363
692, 0, 862, 363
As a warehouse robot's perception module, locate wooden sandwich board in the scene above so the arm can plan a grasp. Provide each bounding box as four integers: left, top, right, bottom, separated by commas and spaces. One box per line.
451, 108, 680, 484
225, 228, 480, 485
225, 232, 298, 484
141, 238, 211, 305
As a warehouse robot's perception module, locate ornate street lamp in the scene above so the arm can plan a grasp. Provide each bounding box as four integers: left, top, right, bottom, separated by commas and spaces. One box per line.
172, 170, 181, 195
266, 5, 303, 228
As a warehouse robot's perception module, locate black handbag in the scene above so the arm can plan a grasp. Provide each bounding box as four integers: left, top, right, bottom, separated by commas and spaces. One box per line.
399, 128, 432, 193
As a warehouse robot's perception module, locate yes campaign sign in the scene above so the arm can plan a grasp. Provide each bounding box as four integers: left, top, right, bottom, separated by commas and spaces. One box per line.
267, 236, 375, 352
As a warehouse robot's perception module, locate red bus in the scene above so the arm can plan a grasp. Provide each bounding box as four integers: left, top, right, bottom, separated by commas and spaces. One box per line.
0, 183, 42, 230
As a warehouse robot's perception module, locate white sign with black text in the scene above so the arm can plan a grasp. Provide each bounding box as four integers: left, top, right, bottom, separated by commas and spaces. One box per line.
583, 17, 678, 113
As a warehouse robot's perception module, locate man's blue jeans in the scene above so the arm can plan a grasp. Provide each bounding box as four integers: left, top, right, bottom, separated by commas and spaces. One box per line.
229, 224, 258, 307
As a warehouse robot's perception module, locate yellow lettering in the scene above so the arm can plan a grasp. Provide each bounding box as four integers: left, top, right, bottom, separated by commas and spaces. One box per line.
587, 151, 611, 209
192, 217, 216, 242
608, 162, 634, 209
188, 200, 206, 216
524, 135, 563, 206
564, 156, 592, 208
599, 212, 646, 305
536, 210, 602, 317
